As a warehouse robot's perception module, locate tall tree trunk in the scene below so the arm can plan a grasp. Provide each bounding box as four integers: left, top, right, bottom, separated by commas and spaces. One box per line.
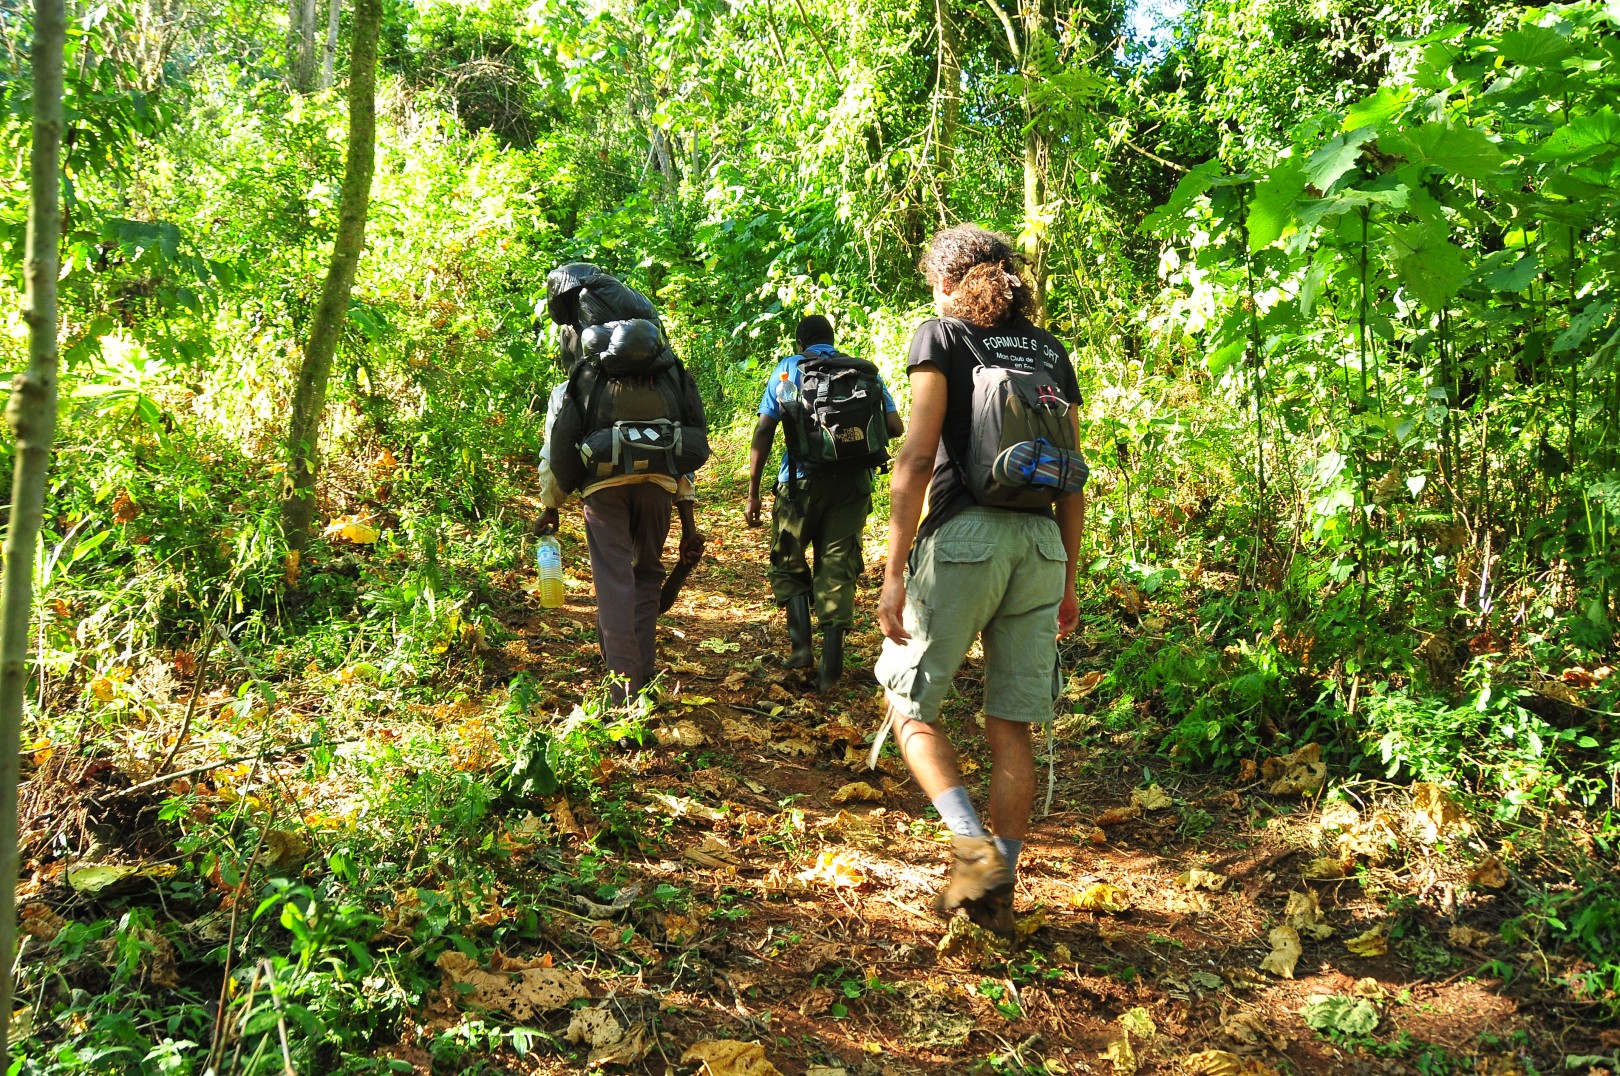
1023, 124, 1046, 324
935, 0, 960, 178
279, 0, 381, 561
1017, 0, 1047, 325
986, 0, 1049, 324
319, 0, 341, 90
1, 0, 65, 1055
289, 0, 318, 92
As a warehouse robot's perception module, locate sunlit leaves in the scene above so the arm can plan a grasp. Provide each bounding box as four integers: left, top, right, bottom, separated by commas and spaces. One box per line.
1304, 129, 1374, 192
1497, 25, 1574, 68
1342, 86, 1415, 133
1247, 156, 1306, 251
1394, 230, 1470, 309
1531, 107, 1620, 163
1383, 122, 1506, 179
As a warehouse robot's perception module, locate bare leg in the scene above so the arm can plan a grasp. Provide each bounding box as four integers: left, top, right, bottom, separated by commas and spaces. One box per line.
983, 716, 1035, 841
888, 696, 963, 800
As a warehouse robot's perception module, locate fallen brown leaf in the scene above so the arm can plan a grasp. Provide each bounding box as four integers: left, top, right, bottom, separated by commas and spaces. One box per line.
1096, 805, 1142, 826
681, 1039, 784, 1076
1178, 868, 1228, 893
565, 1006, 652, 1066
1468, 855, 1509, 889
1074, 883, 1132, 914
436, 951, 589, 1020
1131, 784, 1173, 812
1184, 1050, 1278, 1076
1448, 924, 1495, 949
794, 848, 865, 889
829, 781, 885, 805
1284, 890, 1334, 941
683, 835, 742, 870
1259, 925, 1302, 978
1345, 925, 1389, 957
1261, 743, 1326, 796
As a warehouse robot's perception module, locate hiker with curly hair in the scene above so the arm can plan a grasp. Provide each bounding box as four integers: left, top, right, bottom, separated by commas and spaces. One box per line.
874, 224, 1088, 937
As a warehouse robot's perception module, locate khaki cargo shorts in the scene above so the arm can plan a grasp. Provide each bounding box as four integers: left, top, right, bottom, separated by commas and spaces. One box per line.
875, 506, 1066, 724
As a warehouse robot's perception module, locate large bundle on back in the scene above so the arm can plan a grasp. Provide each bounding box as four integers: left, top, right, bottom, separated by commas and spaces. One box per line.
543, 264, 708, 494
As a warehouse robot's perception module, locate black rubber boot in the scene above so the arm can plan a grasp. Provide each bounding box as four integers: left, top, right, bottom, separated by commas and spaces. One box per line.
817, 625, 844, 692
785, 595, 814, 669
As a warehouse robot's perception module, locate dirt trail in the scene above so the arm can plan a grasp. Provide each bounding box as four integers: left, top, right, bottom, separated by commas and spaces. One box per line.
485, 441, 1581, 1076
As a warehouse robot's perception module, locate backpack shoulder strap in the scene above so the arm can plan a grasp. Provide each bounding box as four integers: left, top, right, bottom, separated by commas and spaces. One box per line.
942, 316, 992, 370
568, 360, 607, 435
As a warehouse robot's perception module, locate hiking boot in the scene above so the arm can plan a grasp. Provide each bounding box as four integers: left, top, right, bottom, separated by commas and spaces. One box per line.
784, 595, 814, 670
817, 625, 844, 692
935, 835, 1016, 938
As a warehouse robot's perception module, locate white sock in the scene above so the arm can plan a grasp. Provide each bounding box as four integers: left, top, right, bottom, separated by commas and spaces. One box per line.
931, 786, 986, 837
993, 836, 1023, 872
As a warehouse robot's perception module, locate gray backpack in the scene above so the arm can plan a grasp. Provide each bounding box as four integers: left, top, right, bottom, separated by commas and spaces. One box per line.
944, 319, 1088, 509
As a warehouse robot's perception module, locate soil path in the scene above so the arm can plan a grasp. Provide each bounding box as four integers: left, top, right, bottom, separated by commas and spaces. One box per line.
481, 437, 1580, 1075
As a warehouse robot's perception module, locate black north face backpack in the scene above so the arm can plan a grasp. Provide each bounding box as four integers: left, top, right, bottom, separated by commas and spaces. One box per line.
779, 349, 890, 475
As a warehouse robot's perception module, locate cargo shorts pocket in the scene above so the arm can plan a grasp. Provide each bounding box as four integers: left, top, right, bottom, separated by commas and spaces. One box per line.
1033, 524, 1067, 564
934, 536, 998, 564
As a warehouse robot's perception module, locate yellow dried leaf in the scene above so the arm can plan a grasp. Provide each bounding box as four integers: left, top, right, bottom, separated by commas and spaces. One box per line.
1411, 782, 1468, 844
937, 915, 1004, 968
1284, 890, 1334, 941
1101, 1033, 1137, 1075
663, 912, 700, 946
1074, 883, 1132, 914
322, 515, 381, 544
1259, 925, 1302, 978
1262, 741, 1326, 796
1302, 856, 1349, 880
1345, 926, 1388, 957
1222, 1009, 1287, 1051
1178, 868, 1228, 892
1184, 1050, 1278, 1076
829, 781, 885, 805
653, 721, 706, 747
435, 951, 589, 1019
684, 836, 742, 870
1468, 854, 1509, 889
1448, 925, 1495, 949
566, 1007, 652, 1067
1015, 907, 1048, 940
794, 848, 865, 889
1075, 670, 1106, 697
66, 864, 139, 894
1119, 1007, 1156, 1039
681, 1039, 785, 1076
1131, 784, 1173, 811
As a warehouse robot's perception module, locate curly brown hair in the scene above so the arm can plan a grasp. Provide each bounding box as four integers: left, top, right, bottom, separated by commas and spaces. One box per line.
918, 224, 1032, 328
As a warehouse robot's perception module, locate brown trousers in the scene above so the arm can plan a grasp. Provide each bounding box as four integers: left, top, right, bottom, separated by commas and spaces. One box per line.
582, 482, 673, 703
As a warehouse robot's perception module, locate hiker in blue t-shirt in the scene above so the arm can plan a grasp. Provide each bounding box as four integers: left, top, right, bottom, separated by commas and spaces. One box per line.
745, 315, 904, 690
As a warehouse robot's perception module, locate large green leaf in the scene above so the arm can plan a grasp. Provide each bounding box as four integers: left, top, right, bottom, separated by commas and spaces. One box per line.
1385, 123, 1506, 179
1306, 129, 1374, 192
1396, 229, 1471, 309
1248, 156, 1307, 251
1480, 251, 1539, 292
1343, 87, 1415, 133
1498, 25, 1573, 68
1532, 107, 1620, 163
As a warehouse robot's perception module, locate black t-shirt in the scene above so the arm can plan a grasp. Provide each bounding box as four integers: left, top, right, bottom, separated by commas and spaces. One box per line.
906, 315, 1081, 539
